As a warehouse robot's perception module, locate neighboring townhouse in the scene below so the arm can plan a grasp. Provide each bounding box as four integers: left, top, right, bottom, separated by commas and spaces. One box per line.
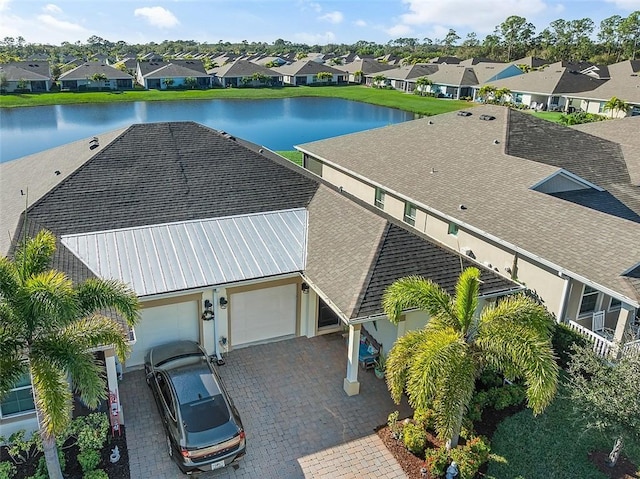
252, 55, 289, 67
481, 61, 607, 110
364, 64, 437, 91
59, 62, 135, 90
1, 121, 517, 436
566, 60, 640, 117
209, 60, 282, 87
296, 105, 640, 359
428, 56, 462, 64
413, 64, 479, 99
137, 59, 211, 89
335, 58, 392, 84
0, 61, 51, 92
273, 60, 346, 85
511, 56, 550, 69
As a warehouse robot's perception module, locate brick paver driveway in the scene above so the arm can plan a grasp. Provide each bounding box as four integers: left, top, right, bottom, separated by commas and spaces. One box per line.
120, 333, 411, 478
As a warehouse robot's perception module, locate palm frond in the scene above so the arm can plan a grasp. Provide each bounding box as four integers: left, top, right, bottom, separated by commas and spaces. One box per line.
76, 279, 140, 327
0, 348, 28, 399
382, 276, 454, 325
18, 270, 78, 334
453, 267, 480, 333
0, 257, 20, 300
13, 230, 56, 279
30, 359, 73, 437
62, 315, 131, 364
476, 322, 558, 415
480, 293, 555, 340
385, 328, 430, 403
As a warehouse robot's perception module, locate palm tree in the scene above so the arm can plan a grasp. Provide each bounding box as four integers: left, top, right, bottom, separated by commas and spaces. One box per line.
494, 87, 512, 104
89, 72, 107, 90
603, 96, 631, 118
372, 74, 387, 88
0, 230, 139, 479
477, 85, 496, 103
382, 267, 558, 449
414, 76, 433, 96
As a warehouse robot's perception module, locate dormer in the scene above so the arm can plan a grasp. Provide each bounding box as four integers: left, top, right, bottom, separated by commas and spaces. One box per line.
530, 169, 604, 194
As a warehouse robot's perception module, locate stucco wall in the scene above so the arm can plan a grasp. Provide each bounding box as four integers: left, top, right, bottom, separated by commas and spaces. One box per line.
321, 164, 375, 203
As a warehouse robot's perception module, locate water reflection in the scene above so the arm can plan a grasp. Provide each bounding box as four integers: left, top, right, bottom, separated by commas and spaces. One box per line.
0, 97, 413, 163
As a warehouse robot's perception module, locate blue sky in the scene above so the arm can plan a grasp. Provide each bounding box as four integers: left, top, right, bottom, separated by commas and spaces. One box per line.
1, 0, 639, 46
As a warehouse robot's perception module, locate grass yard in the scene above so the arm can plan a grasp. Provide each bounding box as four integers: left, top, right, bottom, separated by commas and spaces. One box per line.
487, 384, 640, 479
528, 110, 565, 123
276, 150, 303, 166
0, 85, 471, 116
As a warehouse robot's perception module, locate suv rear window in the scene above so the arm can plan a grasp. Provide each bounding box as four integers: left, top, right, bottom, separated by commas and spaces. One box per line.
180, 394, 230, 432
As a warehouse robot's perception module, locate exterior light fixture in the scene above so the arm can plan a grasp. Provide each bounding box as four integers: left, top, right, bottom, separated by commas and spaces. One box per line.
301, 282, 310, 294
201, 299, 214, 321
219, 297, 228, 309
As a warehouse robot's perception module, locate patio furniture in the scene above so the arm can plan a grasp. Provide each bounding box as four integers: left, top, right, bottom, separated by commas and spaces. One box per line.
358, 327, 381, 370
592, 310, 614, 340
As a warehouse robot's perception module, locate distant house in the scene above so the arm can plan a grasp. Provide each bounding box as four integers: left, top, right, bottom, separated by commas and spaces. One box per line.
335, 58, 390, 84
273, 60, 346, 86
59, 62, 135, 91
0, 61, 52, 92
210, 60, 281, 87
364, 64, 437, 91
252, 56, 289, 67
137, 59, 211, 89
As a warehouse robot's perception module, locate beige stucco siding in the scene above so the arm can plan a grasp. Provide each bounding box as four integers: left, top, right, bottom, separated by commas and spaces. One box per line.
516, 256, 566, 317
321, 164, 375, 204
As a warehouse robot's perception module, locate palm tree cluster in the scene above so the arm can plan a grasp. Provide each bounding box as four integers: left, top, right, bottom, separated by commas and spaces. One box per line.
382, 267, 558, 448
0, 230, 139, 479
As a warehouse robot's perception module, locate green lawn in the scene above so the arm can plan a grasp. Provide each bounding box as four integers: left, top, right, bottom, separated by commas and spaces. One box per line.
0, 86, 471, 116
487, 384, 640, 479
528, 111, 565, 123
276, 151, 303, 166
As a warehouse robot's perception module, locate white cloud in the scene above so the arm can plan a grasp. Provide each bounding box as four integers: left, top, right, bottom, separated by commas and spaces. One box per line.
294, 31, 336, 44
605, 0, 640, 9
355, 19, 367, 27
134, 6, 179, 28
0, 0, 10, 12
43, 4, 62, 14
319, 11, 344, 24
36, 14, 88, 33
297, 0, 321, 13
386, 23, 413, 36
393, 0, 548, 34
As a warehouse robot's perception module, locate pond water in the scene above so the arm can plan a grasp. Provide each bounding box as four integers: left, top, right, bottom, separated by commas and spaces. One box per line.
0, 97, 415, 163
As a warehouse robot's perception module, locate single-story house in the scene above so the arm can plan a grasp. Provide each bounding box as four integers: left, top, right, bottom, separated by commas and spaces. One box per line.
273, 60, 346, 86
0, 61, 52, 92
59, 62, 135, 91
209, 60, 282, 87
296, 105, 640, 359
364, 64, 438, 91
0, 121, 517, 437
335, 58, 393, 84
137, 60, 211, 89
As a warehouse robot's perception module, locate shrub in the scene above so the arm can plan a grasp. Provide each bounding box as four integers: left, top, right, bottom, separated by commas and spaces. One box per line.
449, 436, 491, 479
413, 408, 436, 431
33, 450, 66, 479
2, 430, 41, 464
387, 411, 401, 440
78, 448, 101, 473
69, 413, 109, 452
0, 461, 16, 479
83, 470, 109, 479
402, 422, 427, 454
424, 446, 449, 478
489, 384, 526, 410
552, 322, 587, 368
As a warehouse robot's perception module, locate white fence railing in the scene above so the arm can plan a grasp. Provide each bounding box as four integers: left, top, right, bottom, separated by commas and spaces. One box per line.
622, 339, 640, 358
568, 320, 615, 357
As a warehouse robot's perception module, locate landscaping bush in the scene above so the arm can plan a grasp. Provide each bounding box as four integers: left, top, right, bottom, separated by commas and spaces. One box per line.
83, 470, 109, 479
69, 413, 110, 452
0, 461, 16, 479
387, 410, 401, 440
413, 408, 436, 431
449, 436, 491, 479
552, 322, 588, 368
424, 446, 449, 477
490, 383, 526, 410
77, 448, 101, 473
402, 422, 427, 454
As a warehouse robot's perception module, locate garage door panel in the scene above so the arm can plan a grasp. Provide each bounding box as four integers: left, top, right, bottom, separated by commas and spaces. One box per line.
230, 284, 296, 347
127, 301, 199, 367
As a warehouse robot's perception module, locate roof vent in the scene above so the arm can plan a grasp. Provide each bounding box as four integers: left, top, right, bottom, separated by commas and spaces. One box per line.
479, 114, 495, 121
54, 170, 61, 175
493, 139, 500, 144
457, 111, 472, 117
459, 204, 467, 210
89, 137, 99, 150
428, 120, 433, 124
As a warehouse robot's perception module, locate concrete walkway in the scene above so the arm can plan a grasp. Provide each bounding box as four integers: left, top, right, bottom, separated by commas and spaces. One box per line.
120, 334, 411, 478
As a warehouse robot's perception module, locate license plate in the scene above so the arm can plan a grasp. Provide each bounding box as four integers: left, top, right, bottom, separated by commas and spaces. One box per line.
211, 460, 225, 470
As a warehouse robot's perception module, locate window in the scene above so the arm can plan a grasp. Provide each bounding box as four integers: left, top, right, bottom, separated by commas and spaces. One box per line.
0, 374, 35, 417
579, 286, 600, 315
448, 222, 459, 236
403, 202, 417, 226
609, 297, 622, 311
374, 188, 385, 209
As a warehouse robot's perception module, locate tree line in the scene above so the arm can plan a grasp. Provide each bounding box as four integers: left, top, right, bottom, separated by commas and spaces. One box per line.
1, 12, 638, 65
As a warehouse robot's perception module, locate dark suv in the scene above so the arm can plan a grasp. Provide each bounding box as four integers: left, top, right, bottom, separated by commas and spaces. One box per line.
144, 341, 246, 474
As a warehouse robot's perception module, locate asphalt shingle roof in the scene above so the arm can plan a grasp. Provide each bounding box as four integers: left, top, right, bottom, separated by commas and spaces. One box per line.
59, 62, 133, 81
211, 60, 279, 78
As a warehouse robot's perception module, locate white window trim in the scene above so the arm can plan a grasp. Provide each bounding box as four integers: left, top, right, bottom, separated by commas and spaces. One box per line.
608, 296, 622, 312
374, 188, 385, 210
0, 380, 35, 419
578, 284, 602, 318
448, 222, 459, 237
403, 202, 417, 226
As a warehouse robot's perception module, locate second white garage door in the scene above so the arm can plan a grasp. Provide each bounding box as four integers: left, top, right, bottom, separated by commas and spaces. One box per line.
230, 283, 297, 347
127, 300, 199, 367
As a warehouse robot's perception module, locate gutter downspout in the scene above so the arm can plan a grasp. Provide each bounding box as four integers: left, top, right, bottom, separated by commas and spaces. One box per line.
557, 274, 572, 323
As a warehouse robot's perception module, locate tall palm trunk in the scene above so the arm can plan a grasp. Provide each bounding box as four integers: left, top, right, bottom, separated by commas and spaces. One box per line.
445, 408, 465, 450
41, 434, 63, 479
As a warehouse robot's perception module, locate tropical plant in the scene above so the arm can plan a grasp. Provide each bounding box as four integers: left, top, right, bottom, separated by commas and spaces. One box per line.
0, 229, 140, 479
494, 87, 512, 104
383, 267, 558, 449
414, 76, 433, 96
184, 76, 198, 89
316, 71, 333, 82
89, 72, 107, 89
567, 343, 640, 467
0, 73, 8, 93
162, 77, 175, 89
477, 85, 496, 103
603, 96, 631, 117
372, 74, 387, 88
353, 69, 364, 83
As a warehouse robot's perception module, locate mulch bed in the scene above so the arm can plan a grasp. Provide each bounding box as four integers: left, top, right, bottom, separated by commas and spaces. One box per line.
588, 450, 639, 479
1, 427, 129, 479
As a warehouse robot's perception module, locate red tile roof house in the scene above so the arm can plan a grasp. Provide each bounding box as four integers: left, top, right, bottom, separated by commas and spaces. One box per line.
0, 121, 517, 437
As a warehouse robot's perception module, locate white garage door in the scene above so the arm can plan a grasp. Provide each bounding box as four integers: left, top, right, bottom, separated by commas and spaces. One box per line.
230, 284, 297, 347
127, 301, 199, 367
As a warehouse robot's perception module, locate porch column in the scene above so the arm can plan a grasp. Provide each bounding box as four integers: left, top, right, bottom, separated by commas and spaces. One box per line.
104, 349, 122, 425
396, 317, 406, 340
343, 323, 361, 396
613, 304, 634, 344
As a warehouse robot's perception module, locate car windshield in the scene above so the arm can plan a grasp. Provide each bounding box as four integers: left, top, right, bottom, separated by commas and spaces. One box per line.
169, 363, 231, 432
